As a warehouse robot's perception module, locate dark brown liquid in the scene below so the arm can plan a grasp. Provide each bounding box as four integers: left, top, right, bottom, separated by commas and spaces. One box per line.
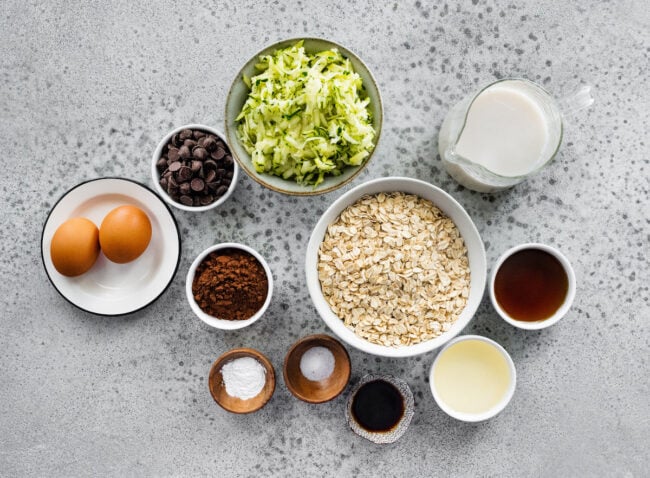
494, 248, 569, 322
351, 380, 404, 432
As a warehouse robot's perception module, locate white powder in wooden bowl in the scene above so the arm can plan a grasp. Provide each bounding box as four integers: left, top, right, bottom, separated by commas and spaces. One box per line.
221, 357, 266, 400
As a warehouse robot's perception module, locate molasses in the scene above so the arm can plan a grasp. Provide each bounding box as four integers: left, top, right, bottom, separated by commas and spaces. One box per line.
351, 379, 404, 432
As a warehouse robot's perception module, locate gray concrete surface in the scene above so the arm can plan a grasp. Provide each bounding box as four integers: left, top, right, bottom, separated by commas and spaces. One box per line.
1, 1, 648, 476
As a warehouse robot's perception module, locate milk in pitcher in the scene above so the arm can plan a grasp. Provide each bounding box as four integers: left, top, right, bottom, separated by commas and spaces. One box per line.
438, 79, 564, 192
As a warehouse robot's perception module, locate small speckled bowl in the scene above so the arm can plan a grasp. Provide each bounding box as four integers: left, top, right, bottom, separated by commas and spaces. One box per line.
209, 348, 275, 414
225, 37, 383, 196
151, 123, 239, 212
345, 374, 414, 444
283, 334, 351, 403
186, 243, 273, 330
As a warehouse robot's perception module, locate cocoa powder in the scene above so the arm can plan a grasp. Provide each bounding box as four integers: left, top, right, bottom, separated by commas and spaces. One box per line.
192, 248, 268, 320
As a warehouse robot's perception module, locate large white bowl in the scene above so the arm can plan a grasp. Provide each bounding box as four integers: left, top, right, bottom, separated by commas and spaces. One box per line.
305, 177, 487, 357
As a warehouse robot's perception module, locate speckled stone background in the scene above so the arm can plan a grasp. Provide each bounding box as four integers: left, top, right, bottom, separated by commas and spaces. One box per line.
1, 0, 648, 476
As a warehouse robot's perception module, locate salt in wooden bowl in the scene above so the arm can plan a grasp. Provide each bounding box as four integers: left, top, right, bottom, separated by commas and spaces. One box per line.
283, 334, 351, 403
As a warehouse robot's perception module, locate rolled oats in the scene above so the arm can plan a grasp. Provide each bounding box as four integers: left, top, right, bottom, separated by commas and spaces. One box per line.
318, 192, 470, 347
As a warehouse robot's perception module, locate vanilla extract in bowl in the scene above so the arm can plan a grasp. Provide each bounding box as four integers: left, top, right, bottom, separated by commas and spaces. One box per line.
346, 374, 414, 444
352, 380, 404, 432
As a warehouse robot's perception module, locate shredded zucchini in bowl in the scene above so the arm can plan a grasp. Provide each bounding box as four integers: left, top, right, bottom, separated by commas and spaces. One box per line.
235, 41, 376, 187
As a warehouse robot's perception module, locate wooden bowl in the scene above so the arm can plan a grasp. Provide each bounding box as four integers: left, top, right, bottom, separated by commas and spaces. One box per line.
208, 348, 275, 414
283, 334, 351, 403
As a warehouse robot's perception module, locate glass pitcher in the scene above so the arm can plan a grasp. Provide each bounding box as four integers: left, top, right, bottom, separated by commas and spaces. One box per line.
438, 78, 593, 193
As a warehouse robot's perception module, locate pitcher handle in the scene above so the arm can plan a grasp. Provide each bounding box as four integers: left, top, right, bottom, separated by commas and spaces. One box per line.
559, 84, 594, 116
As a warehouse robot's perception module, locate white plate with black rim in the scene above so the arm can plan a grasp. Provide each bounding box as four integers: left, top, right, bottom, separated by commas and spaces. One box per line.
41, 177, 181, 316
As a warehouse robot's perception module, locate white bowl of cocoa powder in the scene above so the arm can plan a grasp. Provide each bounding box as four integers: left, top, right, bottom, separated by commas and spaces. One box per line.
186, 243, 273, 330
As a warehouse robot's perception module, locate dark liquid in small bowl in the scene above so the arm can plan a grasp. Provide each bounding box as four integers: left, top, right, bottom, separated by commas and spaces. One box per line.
351, 379, 404, 432
494, 248, 568, 322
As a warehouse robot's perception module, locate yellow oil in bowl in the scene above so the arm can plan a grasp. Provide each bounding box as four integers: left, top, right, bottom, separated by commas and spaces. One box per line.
431, 336, 515, 420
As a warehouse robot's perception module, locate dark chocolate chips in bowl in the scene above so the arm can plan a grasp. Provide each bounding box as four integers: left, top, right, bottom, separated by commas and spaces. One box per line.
156, 129, 235, 208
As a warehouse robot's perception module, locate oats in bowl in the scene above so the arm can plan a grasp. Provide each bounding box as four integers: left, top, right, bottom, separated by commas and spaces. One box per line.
317, 192, 470, 347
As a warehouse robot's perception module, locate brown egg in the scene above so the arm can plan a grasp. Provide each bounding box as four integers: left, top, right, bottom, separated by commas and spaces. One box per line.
50, 217, 100, 277
99, 205, 152, 263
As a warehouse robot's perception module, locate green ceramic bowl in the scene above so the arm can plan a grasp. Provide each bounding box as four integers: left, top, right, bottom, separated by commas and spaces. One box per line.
225, 37, 383, 196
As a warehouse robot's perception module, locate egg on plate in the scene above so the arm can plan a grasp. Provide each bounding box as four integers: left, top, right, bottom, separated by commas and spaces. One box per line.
50, 217, 101, 277
99, 205, 152, 263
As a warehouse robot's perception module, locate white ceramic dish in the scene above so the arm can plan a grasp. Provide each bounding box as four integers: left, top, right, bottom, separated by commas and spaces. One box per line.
429, 335, 516, 422
490, 242, 576, 330
186, 243, 273, 330
305, 176, 487, 358
151, 123, 239, 212
225, 37, 383, 196
41, 177, 181, 316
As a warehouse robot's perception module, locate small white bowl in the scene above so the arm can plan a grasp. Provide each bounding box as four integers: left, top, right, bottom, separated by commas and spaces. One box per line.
305, 176, 487, 358
151, 123, 239, 212
186, 243, 273, 330
490, 243, 576, 330
429, 335, 516, 422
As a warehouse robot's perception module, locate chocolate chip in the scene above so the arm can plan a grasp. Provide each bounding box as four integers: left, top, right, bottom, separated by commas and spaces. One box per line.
179, 129, 193, 141
202, 160, 216, 172
168, 148, 180, 162
190, 178, 205, 192
179, 195, 193, 206
191, 160, 202, 173
183, 139, 197, 149
159, 177, 168, 189
226, 171, 233, 179
171, 133, 181, 147
203, 136, 217, 152
193, 147, 208, 161
168, 161, 182, 172
178, 145, 191, 159
212, 147, 226, 160
223, 155, 233, 166
156, 157, 168, 172
216, 185, 228, 197
179, 182, 191, 195
199, 194, 214, 205
205, 170, 216, 183
193, 130, 206, 139
177, 166, 192, 182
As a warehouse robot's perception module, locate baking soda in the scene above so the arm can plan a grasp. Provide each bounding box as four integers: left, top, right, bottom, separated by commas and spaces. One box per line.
221, 357, 266, 400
